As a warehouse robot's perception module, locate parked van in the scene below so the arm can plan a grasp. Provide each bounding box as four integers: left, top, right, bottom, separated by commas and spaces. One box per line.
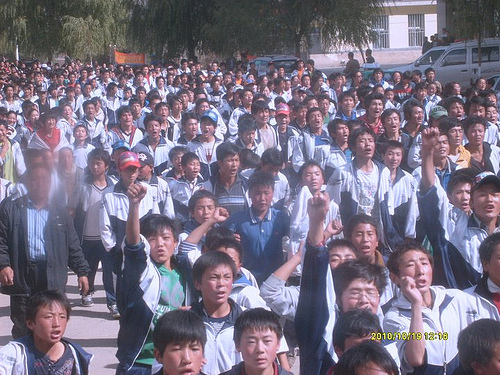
392, 46, 447, 74
394, 39, 500, 87
431, 39, 500, 86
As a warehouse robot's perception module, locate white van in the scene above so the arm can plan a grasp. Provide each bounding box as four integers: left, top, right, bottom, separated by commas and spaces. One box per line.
431, 38, 500, 86
392, 46, 447, 74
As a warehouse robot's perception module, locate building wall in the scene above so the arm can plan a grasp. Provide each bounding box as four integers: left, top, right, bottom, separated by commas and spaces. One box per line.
381, 2, 438, 49
388, 15, 410, 49
317, 0, 438, 53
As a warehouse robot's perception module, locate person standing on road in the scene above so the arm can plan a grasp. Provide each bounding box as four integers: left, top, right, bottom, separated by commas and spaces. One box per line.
0, 163, 90, 338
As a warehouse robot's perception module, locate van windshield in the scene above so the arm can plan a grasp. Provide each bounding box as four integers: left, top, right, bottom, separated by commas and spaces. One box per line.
416, 49, 445, 66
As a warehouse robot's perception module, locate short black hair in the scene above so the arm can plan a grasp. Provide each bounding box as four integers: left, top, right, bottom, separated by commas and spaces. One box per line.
479, 233, 500, 266
381, 140, 404, 155
438, 116, 461, 135
140, 214, 180, 242
363, 92, 384, 109
88, 147, 111, 167
248, 170, 275, 192
333, 309, 382, 351
446, 168, 474, 196
116, 105, 132, 120
348, 126, 376, 152
233, 308, 282, 346
216, 142, 240, 162
144, 113, 162, 128
192, 251, 237, 284
238, 114, 258, 134
188, 190, 218, 212
403, 99, 424, 120
333, 260, 388, 303
209, 238, 243, 263
239, 149, 261, 169
297, 159, 325, 182
339, 91, 356, 103
463, 116, 487, 134
26, 290, 71, 323
205, 226, 236, 251
381, 108, 401, 124
251, 99, 269, 115
327, 239, 357, 254
153, 309, 207, 355
457, 319, 500, 373
82, 100, 95, 111
465, 95, 487, 114
344, 214, 379, 241
387, 241, 433, 276
181, 152, 200, 167
442, 96, 464, 111
260, 148, 283, 168
334, 340, 399, 375
181, 112, 198, 127
327, 118, 348, 138
168, 146, 189, 162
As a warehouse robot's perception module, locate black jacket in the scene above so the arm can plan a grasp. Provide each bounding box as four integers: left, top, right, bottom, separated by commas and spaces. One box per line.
0, 196, 89, 296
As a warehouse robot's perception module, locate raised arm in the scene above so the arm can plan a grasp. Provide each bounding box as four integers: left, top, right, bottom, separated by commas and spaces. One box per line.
183, 207, 229, 246
125, 183, 148, 247
400, 276, 426, 368
307, 191, 330, 246
420, 127, 440, 192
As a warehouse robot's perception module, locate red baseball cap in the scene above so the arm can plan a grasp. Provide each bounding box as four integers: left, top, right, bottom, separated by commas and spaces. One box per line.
275, 103, 290, 116
117, 151, 141, 171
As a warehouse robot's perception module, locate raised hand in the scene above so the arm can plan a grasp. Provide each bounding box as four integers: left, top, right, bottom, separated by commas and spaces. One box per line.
126, 183, 147, 205
400, 276, 423, 306
212, 207, 230, 223
307, 191, 330, 223
421, 127, 440, 153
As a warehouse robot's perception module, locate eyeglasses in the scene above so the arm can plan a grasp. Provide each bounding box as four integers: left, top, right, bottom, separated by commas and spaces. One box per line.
345, 289, 379, 301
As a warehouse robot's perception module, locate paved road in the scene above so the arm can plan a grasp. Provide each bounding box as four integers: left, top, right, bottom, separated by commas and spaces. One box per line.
0, 270, 300, 374
1, 271, 121, 374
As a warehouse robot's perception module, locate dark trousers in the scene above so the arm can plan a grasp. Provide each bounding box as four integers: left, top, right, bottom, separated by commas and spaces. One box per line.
82, 239, 116, 306
10, 261, 47, 338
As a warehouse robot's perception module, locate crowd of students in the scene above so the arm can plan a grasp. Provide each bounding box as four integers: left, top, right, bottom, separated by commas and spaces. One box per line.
0, 56, 500, 374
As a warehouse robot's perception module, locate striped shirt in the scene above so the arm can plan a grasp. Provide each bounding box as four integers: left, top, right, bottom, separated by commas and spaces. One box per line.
27, 200, 49, 261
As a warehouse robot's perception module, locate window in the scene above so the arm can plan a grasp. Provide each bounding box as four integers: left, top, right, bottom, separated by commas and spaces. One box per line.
416, 48, 445, 66
372, 16, 389, 49
441, 49, 467, 66
408, 14, 425, 47
472, 46, 500, 63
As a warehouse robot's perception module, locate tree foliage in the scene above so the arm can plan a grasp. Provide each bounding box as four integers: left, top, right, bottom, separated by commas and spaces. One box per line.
447, 0, 500, 40
128, 0, 213, 60
0, 0, 128, 60
205, 0, 384, 56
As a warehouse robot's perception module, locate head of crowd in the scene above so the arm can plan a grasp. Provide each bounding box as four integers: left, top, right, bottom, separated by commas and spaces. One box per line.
0, 54, 500, 375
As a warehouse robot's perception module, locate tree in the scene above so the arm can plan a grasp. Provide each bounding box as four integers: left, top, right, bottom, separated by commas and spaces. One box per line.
0, 0, 128, 61
205, 0, 383, 57
61, 0, 128, 61
447, 0, 500, 74
202, 0, 282, 56
128, 0, 213, 60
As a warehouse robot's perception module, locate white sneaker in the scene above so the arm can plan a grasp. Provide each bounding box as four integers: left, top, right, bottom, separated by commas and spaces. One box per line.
108, 304, 120, 319
81, 294, 94, 307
